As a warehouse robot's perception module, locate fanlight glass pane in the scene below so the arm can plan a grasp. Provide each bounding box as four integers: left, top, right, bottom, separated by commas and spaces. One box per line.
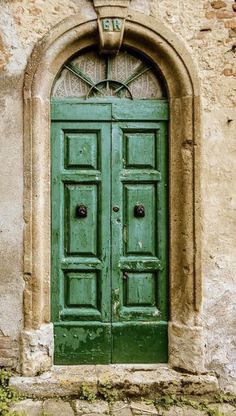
52, 49, 166, 99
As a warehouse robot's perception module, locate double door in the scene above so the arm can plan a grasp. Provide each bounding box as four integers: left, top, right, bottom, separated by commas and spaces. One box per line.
51, 100, 168, 364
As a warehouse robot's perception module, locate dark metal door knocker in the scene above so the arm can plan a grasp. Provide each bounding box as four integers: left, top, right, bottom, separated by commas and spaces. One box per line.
76, 204, 87, 218
134, 204, 145, 218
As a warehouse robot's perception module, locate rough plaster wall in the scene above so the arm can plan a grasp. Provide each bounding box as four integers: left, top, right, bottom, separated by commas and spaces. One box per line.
0, 3, 25, 368
0, 0, 95, 370
0, 0, 235, 390
130, 0, 236, 392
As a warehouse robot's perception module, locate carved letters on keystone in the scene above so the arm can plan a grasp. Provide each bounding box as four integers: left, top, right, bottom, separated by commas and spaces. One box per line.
93, 0, 131, 54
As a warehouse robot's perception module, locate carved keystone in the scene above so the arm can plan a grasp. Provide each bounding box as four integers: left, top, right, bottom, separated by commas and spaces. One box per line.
93, 0, 130, 54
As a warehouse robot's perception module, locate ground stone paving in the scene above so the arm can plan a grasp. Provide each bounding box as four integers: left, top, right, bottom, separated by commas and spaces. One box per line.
74, 399, 110, 414
11, 399, 236, 416
44, 398, 75, 415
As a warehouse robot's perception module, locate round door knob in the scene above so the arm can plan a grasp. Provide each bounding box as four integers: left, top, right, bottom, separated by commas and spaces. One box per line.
113, 206, 119, 212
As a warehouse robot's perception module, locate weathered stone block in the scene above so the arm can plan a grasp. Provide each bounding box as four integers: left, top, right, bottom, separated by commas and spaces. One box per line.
44, 399, 74, 415
20, 323, 53, 376
168, 322, 205, 374
111, 401, 133, 416
10, 399, 43, 416
130, 401, 158, 415
208, 403, 236, 415
75, 400, 109, 415
160, 407, 207, 416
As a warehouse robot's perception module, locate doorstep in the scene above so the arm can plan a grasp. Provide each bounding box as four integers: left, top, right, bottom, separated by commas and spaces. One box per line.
10, 364, 219, 399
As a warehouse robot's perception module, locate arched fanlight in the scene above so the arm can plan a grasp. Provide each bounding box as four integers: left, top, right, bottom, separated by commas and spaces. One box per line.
52, 50, 166, 99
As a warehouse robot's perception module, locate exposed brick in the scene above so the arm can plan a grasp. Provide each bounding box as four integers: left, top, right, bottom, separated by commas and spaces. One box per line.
0, 336, 18, 349
0, 34, 11, 69
225, 19, 236, 29
16, 6, 24, 14
0, 348, 17, 358
216, 10, 236, 19
29, 7, 42, 16
195, 32, 207, 40
229, 28, 236, 37
211, 0, 226, 9
223, 68, 234, 76
0, 336, 18, 367
0, 357, 16, 367
205, 11, 216, 19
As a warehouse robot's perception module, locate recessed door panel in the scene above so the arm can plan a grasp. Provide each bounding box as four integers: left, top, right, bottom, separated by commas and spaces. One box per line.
124, 272, 156, 307
65, 183, 98, 256
124, 184, 156, 256
65, 271, 98, 308
65, 132, 98, 170
124, 132, 156, 169
61, 269, 102, 321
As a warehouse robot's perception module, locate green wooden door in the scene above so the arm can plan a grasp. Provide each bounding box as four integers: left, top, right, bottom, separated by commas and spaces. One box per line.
51, 100, 168, 364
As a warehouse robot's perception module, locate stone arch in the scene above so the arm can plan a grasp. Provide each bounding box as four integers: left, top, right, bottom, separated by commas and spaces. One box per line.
22, 11, 203, 375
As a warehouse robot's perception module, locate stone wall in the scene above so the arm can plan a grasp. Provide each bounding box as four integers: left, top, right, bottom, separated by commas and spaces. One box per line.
0, 0, 235, 391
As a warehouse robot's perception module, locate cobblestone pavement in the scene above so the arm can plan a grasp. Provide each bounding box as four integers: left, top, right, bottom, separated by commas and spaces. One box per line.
11, 399, 236, 415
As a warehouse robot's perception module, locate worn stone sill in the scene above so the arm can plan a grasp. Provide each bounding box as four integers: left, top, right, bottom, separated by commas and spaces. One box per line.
10, 364, 219, 398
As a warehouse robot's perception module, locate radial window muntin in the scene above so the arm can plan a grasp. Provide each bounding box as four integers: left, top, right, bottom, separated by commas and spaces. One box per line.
52, 49, 167, 100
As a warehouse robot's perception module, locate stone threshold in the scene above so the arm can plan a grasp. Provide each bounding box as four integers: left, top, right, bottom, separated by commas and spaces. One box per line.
10, 364, 219, 399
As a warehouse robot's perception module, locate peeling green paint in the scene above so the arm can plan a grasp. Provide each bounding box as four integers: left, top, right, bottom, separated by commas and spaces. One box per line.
51, 100, 168, 364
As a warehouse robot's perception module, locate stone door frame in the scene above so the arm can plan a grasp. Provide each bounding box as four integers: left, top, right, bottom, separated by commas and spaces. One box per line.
21, 11, 203, 376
